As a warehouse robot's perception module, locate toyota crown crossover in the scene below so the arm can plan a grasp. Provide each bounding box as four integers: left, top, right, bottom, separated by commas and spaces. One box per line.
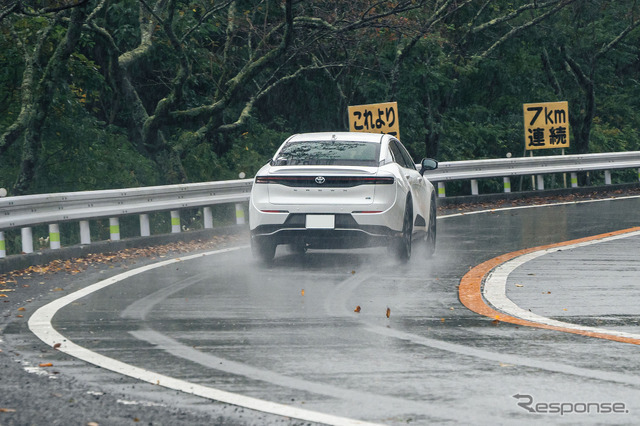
249, 132, 438, 263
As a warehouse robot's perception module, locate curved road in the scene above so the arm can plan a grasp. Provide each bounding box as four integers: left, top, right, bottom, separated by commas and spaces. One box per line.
21, 196, 640, 424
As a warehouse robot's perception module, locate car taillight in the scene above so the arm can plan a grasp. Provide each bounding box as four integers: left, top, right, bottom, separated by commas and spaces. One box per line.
366, 177, 394, 185
254, 176, 394, 186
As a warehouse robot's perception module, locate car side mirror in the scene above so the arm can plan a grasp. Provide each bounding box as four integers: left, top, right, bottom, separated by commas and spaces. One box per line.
419, 158, 438, 175
271, 157, 288, 166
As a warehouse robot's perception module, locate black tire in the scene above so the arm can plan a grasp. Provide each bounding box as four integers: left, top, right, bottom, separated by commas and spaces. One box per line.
425, 195, 437, 258
395, 200, 412, 262
251, 236, 276, 264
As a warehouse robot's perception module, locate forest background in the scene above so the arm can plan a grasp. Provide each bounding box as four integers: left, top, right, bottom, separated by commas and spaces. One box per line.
2, 0, 640, 198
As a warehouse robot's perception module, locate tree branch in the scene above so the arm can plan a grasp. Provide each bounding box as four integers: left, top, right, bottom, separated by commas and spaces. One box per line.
476, 0, 579, 60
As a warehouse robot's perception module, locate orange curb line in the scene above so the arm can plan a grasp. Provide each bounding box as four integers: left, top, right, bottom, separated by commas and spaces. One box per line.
459, 227, 640, 345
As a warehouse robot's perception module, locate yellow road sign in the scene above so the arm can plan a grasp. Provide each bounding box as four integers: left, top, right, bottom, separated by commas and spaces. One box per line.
348, 102, 399, 139
523, 101, 569, 150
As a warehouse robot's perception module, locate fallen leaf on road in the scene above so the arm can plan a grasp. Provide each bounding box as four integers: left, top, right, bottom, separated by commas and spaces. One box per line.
386, 307, 390, 318
39, 363, 53, 367
17, 307, 25, 311
354, 306, 361, 313
53, 343, 61, 350
0, 408, 16, 413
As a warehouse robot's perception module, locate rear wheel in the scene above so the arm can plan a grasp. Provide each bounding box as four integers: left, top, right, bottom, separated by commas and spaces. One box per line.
251, 236, 276, 264
395, 201, 412, 262
425, 195, 436, 258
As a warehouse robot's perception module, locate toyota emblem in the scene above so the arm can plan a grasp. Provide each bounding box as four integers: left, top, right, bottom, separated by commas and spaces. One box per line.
315, 176, 326, 185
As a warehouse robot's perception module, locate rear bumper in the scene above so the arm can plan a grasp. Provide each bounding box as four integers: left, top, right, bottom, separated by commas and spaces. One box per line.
250, 213, 400, 249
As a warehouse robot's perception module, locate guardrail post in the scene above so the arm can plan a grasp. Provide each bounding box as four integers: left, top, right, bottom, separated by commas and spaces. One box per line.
171, 210, 181, 233
536, 175, 545, 191
470, 180, 479, 195
437, 182, 446, 198
0, 231, 5, 258
109, 218, 120, 241
80, 220, 91, 244
140, 214, 150, 237
503, 177, 511, 193
49, 224, 61, 249
21, 227, 34, 254
571, 173, 578, 188
203, 207, 213, 229
235, 203, 245, 225
604, 170, 612, 185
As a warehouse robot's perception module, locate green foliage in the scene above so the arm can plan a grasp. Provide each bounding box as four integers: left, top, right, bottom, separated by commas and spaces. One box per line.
1, 0, 640, 198
32, 102, 159, 193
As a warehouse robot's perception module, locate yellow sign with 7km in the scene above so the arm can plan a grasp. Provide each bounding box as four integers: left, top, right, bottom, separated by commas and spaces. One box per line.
523, 101, 569, 150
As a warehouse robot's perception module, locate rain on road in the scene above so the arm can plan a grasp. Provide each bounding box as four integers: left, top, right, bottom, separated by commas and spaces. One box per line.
29, 196, 640, 424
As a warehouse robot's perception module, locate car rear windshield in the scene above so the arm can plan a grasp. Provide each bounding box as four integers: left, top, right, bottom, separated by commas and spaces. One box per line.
273, 140, 380, 167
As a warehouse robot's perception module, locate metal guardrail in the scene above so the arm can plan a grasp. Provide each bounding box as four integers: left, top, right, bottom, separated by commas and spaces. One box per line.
428, 151, 640, 197
0, 180, 252, 257
1, 151, 639, 258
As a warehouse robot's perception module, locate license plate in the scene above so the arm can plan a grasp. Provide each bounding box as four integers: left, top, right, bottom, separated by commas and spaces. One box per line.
305, 215, 335, 229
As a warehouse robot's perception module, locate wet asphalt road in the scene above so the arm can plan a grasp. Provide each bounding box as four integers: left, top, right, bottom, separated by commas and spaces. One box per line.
4, 196, 640, 425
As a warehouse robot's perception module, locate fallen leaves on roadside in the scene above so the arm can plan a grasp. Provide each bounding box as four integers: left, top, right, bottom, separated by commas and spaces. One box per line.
53, 343, 61, 350
17, 307, 25, 311
354, 305, 361, 313
0, 408, 16, 413
0, 236, 241, 290
39, 363, 53, 367
386, 307, 391, 318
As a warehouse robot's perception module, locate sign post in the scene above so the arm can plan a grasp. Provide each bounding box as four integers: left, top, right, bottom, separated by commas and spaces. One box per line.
348, 102, 400, 139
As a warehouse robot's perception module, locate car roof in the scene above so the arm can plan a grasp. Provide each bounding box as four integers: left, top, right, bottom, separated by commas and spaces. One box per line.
284, 132, 390, 144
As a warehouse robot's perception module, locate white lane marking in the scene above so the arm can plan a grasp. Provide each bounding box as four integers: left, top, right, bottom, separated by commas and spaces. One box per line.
29, 246, 379, 426
324, 264, 640, 387
483, 230, 640, 340
438, 194, 640, 219
130, 328, 427, 417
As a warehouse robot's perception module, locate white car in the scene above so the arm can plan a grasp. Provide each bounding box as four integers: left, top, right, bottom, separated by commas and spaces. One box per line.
249, 132, 438, 263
